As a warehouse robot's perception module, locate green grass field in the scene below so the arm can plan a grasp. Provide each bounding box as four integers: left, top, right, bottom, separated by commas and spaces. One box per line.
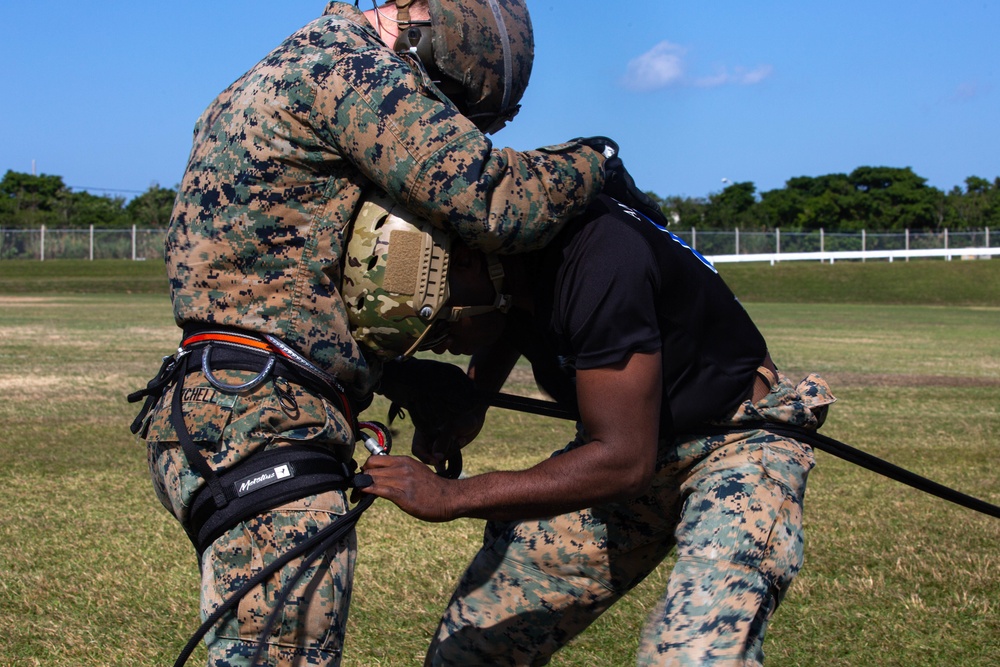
0, 259, 998, 666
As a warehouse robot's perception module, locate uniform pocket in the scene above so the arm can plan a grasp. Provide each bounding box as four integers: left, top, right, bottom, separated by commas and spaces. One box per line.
144, 376, 241, 519
256, 378, 355, 459
761, 437, 815, 503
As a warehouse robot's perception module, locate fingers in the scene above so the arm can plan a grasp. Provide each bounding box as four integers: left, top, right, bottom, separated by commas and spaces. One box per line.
358, 454, 455, 522
357, 456, 409, 503
362, 455, 428, 495
411, 429, 465, 467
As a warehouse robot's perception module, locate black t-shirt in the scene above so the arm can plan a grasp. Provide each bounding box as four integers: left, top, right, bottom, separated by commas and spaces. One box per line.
506, 194, 768, 434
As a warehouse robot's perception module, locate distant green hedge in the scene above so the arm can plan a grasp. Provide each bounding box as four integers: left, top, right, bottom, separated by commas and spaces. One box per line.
1, 257, 998, 307
0, 259, 169, 294
718, 258, 1000, 306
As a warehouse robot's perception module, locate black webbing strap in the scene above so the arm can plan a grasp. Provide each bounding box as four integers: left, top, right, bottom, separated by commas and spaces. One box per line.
128, 352, 183, 435
186, 444, 364, 557
129, 351, 234, 514
131, 344, 372, 552
752, 423, 1000, 520
482, 391, 1000, 520
168, 353, 230, 508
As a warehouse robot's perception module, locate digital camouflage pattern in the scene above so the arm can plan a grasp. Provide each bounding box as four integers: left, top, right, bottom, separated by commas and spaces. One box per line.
425, 373, 835, 667
143, 369, 356, 665
200, 491, 354, 666
166, 1, 603, 400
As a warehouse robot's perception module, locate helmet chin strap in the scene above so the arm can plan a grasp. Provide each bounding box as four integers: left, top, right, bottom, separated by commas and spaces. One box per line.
443, 254, 513, 321
484, 0, 513, 116
368, 1, 416, 41
380, 0, 516, 134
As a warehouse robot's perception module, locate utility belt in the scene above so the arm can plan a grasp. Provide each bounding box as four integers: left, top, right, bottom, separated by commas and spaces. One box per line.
128, 325, 385, 557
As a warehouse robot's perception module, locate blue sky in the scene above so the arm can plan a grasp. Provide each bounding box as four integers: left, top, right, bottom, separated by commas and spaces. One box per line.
2, 1, 997, 201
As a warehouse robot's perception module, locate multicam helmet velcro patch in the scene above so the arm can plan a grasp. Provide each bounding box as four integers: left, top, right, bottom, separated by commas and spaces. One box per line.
342, 191, 452, 360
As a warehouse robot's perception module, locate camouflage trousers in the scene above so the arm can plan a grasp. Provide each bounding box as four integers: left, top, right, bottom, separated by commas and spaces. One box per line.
425, 373, 835, 667
141, 369, 358, 667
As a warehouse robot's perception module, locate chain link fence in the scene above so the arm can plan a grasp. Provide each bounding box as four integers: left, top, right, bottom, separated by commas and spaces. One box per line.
0, 226, 167, 261
0, 225, 994, 262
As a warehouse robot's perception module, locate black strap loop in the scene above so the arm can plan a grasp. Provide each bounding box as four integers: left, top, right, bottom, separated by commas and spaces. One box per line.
186, 444, 361, 557
127, 353, 183, 434
169, 353, 230, 509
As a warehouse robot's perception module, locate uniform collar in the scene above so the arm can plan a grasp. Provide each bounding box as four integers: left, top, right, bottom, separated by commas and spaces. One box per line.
322, 2, 381, 40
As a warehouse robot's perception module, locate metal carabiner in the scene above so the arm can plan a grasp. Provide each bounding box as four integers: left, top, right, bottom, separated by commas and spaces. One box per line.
201, 342, 275, 393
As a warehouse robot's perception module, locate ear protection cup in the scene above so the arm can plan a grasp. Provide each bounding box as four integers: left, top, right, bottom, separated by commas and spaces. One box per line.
393, 22, 435, 64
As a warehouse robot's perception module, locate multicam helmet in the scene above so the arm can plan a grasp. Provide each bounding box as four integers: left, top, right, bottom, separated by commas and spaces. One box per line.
343, 191, 513, 360
342, 191, 453, 360
392, 0, 534, 133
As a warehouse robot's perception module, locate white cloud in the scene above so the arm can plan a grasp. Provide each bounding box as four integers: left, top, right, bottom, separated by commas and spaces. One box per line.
621, 41, 686, 91
622, 42, 773, 91
736, 65, 773, 85
692, 70, 730, 88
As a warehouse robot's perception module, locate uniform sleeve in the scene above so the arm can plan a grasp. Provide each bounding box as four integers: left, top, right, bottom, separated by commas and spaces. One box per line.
553, 221, 662, 370
311, 40, 604, 254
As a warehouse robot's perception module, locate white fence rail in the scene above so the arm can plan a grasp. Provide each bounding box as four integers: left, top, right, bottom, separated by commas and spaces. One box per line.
0, 225, 995, 264
1, 225, 165, 261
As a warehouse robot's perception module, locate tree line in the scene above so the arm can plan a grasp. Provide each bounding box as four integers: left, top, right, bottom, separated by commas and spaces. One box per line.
654, 166, 1000, 231
2, 166, 999, 231
0, 171, 176, 230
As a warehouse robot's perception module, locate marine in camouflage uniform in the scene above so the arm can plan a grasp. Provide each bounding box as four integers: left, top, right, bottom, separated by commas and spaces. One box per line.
136, 1, 606, 665
422, 374, 834, 667
358, 194, 838, 666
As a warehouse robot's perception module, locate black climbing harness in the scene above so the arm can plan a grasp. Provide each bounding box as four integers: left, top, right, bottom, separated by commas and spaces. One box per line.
128, 327, 392, 666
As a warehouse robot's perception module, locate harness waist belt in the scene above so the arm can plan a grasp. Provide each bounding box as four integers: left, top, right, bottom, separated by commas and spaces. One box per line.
179, 325, 354, 419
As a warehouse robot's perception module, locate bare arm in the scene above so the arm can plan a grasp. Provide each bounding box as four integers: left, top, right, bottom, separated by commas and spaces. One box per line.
363, 349, 662, 522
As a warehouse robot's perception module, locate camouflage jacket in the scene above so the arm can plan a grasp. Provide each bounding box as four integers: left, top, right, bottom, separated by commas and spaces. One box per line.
166, 2, 603, 400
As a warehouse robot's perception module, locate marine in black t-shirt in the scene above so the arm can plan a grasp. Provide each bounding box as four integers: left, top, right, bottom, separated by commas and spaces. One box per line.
504, 194, 769, 434
364, 193, 832, 666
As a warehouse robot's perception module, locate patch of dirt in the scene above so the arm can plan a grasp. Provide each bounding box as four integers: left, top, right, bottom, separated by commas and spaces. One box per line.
0, 296, 64, 306
0, 375, 63, 392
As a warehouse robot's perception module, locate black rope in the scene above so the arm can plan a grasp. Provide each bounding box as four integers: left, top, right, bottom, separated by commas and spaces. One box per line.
246, 496, 371, 667
173, 494, 375, 667
482, 392, 1000, 520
